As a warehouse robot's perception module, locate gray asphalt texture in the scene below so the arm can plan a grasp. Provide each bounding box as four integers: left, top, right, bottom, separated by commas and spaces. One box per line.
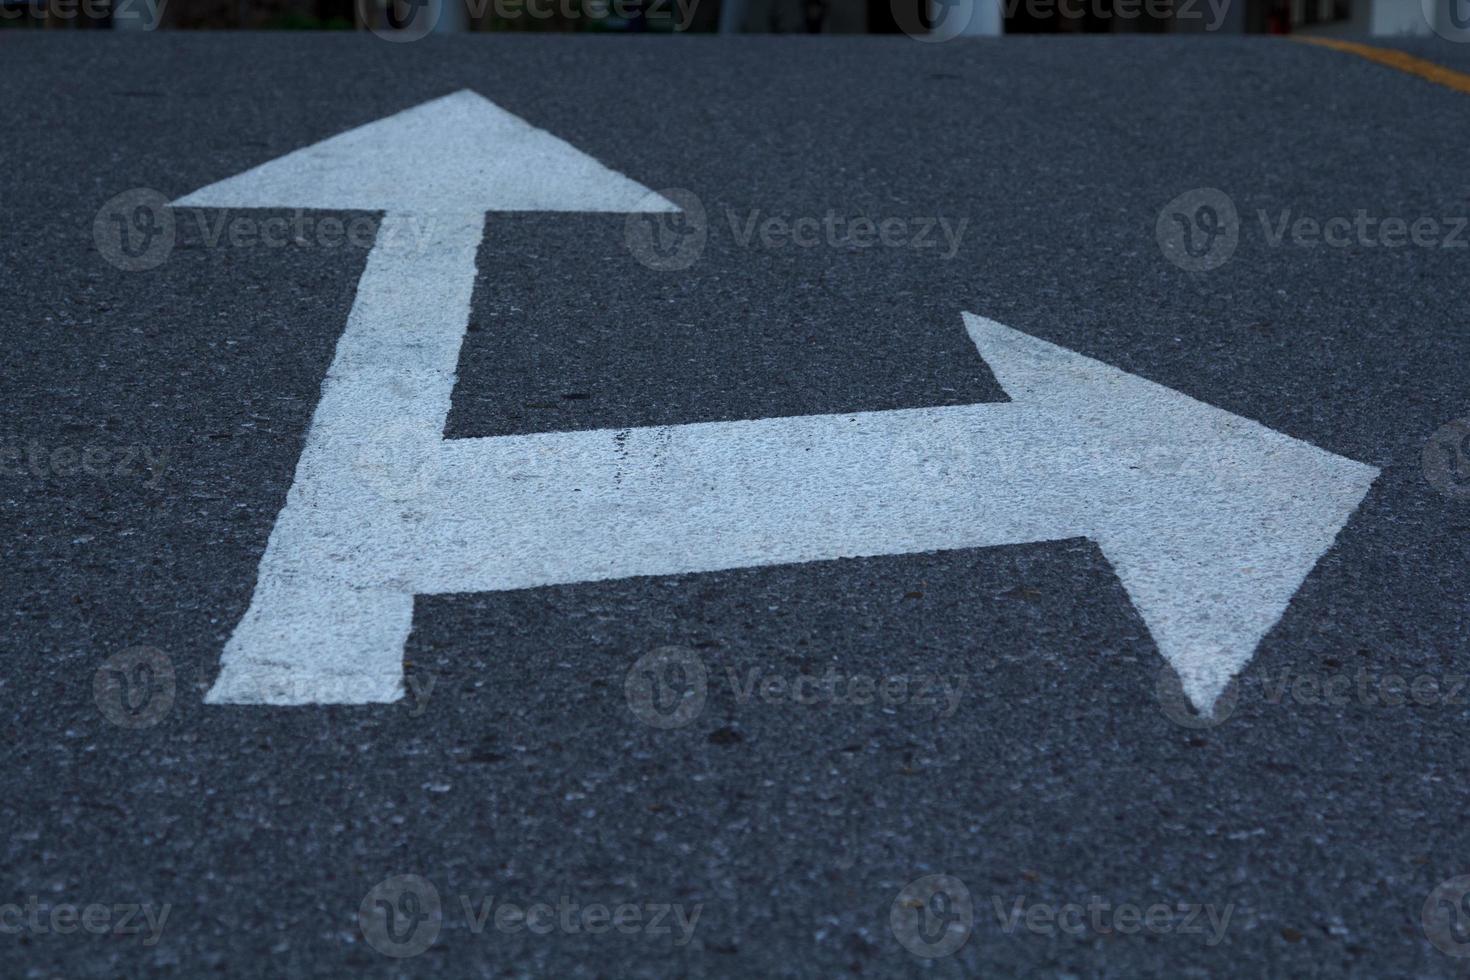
3, 31, 1470, 979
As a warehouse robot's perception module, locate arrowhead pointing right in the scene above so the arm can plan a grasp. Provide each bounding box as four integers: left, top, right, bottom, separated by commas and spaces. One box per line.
172, 90, 679, 215
963, 313, 1379, 714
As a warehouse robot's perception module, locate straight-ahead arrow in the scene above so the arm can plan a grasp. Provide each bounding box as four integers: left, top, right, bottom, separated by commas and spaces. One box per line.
175, 91, 1378, 716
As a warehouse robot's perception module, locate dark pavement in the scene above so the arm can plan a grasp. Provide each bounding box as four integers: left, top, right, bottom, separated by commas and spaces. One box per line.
3, 32, 1469, 977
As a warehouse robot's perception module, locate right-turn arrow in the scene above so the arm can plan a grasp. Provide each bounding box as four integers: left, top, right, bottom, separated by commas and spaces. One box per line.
402, 313, 1379, 717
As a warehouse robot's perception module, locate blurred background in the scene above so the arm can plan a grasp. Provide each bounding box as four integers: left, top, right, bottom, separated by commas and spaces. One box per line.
0, 0, 1452, 54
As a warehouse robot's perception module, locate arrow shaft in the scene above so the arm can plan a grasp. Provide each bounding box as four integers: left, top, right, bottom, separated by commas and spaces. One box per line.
292, 212, 484, 486
211, 214, 484, 704
407, 405, 1097, 594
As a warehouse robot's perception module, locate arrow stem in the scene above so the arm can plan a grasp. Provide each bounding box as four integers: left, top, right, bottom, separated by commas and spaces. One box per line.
207, 212, 485, 705
409, 405, 1094, 595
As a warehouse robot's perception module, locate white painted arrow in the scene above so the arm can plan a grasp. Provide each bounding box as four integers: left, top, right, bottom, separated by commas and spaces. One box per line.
178, 91, 1378, 715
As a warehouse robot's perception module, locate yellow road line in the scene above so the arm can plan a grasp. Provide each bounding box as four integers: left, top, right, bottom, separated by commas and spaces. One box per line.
1293, 36, 1470, 96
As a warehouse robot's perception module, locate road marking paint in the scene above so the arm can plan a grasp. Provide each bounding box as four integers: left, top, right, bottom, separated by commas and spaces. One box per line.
173, 89, 677, 214
177, 91, 675, 705
204, 212, 483, 705
180, 93, 1378, 715
409, 314, 1377, 713
1293, 37, 1470, 96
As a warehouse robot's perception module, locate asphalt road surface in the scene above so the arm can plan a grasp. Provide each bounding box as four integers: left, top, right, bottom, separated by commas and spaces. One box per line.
4, 31, 1470, 978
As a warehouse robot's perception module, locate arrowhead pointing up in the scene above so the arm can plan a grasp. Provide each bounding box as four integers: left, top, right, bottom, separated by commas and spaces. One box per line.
963, 314, 1379, 714
172, 90, 678, 215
